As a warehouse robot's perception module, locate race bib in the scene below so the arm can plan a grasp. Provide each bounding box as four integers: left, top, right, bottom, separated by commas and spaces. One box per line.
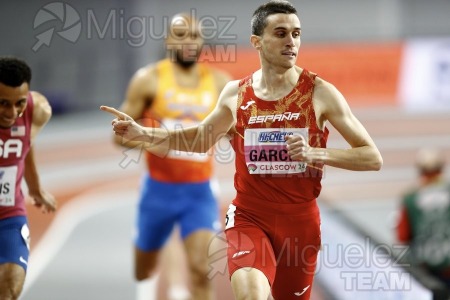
244, 128, 308, 174
0, 166, 17, 206
162, 119, 210, 162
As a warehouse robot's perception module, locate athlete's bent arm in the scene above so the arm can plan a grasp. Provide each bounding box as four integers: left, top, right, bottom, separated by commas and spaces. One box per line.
287, 77, 383, 171
24, 92, 56, 212
101, 80, 238, 154
112, 66, 157, 149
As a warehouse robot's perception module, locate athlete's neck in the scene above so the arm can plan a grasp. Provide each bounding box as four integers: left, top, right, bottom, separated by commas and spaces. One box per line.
253, 67, 300, 100
172, 62, 200, 88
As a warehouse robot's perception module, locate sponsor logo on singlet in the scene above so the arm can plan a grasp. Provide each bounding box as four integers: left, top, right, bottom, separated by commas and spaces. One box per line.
248, 112, 300, 125
232, 250, 251, 258
258, 131, 293, 143
240, 100, 255, 110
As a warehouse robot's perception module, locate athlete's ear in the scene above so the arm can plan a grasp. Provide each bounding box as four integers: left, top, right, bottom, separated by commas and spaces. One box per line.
250, 35, 262, 51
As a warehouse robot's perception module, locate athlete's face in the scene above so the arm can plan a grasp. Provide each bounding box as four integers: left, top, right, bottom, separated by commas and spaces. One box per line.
166, 15, 204, 68
252, 13, 301, 69
0, 82, 29, 128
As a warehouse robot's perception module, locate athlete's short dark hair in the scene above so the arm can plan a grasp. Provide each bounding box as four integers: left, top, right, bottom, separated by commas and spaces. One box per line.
251, 0, 298, 36
0, 56, 32, 87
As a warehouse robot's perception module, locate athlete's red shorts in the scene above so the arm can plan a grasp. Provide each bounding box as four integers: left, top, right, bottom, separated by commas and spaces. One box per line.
225, 196, 321, 300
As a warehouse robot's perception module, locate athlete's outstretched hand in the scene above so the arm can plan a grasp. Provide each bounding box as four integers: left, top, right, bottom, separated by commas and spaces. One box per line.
100, 106, 147, 142
30, 189, 56, 214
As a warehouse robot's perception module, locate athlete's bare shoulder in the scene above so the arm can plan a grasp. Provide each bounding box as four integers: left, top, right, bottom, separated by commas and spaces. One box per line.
210, 67, 233, 93
29, 91, 52, 138
201, 79, 240, 136
135, 63, 157, 78
30, 91, 51, 125
313, 76, 343, 111
312, 75, 352, 129
215, 79, 240, 124
131, 63, 158, 89
218, 80, 240, 106
124, 62, 159, 108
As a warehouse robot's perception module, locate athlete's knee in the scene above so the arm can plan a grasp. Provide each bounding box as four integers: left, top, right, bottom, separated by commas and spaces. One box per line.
0, 284, 23, 300
186, 250, 211, 285
0, 268, 25, 300
188, 260, 211, 288
134, 265, 158, 281
233, 286, 269, 300
134, 272, 147, 282
10, 288, 22, 300
134, 248, 159, 281
134, 269, 158, 282
231, 268, 271, 300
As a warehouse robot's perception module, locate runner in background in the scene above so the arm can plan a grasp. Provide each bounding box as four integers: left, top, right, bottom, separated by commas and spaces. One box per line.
112, 13, 230, 300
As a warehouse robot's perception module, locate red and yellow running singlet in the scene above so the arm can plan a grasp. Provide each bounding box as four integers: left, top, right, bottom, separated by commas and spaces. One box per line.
231, 69, 329, 205
143, 59, 218, 183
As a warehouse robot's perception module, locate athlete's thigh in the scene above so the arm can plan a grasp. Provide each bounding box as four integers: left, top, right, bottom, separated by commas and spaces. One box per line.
0, 216, 29, 270
224, 204, 277, 286
179, 183, 219, 240
135, 178, 178, 252
0, 216, 29, 298
134, 246, 160, 280
134, 197, 175, 278
183, 230, 215, 272
271, 210, 321, 300
0, 263, 26, 298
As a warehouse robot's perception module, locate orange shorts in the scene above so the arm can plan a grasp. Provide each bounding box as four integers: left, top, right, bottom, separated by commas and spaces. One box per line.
225, 197, 321, 299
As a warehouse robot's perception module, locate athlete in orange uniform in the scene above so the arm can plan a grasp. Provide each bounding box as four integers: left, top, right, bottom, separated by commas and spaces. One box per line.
102, 1, 382, 299
142, 58, 217, 184
112, 13, 230, 300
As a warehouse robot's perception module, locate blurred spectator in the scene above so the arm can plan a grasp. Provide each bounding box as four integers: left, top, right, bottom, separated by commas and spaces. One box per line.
397, 148, 450, 285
